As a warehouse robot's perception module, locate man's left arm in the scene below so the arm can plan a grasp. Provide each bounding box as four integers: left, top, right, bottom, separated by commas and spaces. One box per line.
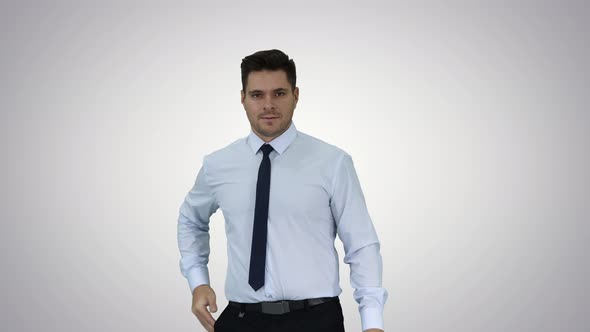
330, 153, 389, 332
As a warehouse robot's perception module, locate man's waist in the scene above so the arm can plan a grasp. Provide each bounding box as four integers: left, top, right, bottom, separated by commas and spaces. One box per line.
229, 296, 339, 315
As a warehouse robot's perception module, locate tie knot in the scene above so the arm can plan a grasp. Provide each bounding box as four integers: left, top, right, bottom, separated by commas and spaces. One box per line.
260, 144, 274, 157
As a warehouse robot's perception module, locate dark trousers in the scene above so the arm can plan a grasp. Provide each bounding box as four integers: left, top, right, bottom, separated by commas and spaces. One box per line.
214, 299, 345, 332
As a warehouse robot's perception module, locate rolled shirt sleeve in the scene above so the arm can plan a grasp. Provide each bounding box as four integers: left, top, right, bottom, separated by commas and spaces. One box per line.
330, 153, 389, 331
177, 158, 219, 293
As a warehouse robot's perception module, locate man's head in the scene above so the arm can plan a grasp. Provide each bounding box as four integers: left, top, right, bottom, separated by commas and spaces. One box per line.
240, 49, 299, 143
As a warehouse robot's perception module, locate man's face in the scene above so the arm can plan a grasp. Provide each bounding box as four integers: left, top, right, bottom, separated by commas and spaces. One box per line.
241, 70, 299, 142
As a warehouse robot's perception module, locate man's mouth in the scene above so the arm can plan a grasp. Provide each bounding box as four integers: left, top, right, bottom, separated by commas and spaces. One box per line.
261, 116, 279, 120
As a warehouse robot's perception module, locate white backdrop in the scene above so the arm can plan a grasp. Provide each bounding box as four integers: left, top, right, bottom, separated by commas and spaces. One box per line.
1, 1, 589, 331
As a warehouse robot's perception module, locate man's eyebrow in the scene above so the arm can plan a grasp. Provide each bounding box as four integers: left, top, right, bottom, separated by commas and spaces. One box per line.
247, 88, 289, 94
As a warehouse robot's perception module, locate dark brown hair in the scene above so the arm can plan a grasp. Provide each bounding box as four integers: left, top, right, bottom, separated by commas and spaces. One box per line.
240, 49, 296, 91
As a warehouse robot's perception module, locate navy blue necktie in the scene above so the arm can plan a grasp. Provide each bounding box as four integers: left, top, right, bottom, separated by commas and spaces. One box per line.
249, 144, 274, 291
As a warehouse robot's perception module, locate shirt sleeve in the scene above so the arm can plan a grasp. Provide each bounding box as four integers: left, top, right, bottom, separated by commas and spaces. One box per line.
177, 158, 219, 294
330, 153, 389, 331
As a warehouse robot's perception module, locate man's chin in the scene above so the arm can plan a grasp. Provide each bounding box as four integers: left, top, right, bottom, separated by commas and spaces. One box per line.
255, 126, 287, 141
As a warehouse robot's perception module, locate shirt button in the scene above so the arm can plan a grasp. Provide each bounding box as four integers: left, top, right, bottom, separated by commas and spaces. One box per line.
267, 295, 272, 299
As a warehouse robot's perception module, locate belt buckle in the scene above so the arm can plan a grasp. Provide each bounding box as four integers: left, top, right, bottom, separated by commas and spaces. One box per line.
261, 300, 290, 315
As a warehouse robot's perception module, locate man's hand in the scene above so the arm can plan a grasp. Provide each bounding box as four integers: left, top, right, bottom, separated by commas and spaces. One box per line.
364, 329, 384, 332
191, 284, 218, 332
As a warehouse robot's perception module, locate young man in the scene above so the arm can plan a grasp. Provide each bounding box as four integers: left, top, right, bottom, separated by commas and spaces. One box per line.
177, 49, 387, 332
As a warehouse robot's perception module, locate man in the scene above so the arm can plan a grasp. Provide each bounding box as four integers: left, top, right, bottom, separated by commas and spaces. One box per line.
177, 49, 387, 332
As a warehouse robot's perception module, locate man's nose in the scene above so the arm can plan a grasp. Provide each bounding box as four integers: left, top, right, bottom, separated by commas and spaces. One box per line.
263, 95, 276, 110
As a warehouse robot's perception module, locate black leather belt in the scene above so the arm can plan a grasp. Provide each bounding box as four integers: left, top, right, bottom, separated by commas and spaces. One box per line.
229, 296, 338, 315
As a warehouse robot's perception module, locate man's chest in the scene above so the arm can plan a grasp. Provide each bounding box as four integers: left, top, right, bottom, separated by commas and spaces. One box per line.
212, 158, 333, 220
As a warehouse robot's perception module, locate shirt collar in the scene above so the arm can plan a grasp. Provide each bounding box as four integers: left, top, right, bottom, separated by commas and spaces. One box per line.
247, 121, 297, 155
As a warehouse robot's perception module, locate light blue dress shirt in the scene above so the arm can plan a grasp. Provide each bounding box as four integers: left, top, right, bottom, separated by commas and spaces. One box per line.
177, 121, 388, 330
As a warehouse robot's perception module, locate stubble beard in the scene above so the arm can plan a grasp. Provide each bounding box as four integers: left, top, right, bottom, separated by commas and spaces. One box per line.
254, 121, 289, 141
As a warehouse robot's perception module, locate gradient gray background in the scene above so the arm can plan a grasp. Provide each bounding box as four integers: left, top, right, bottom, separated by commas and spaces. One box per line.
1, 1, 588, 331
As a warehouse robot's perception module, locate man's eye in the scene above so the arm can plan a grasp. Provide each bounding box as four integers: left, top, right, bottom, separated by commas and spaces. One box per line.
276, 92, 285, 96
251, 94, 261, 98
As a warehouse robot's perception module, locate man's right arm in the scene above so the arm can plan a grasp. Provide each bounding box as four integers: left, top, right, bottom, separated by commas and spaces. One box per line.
177, 159, 219, 293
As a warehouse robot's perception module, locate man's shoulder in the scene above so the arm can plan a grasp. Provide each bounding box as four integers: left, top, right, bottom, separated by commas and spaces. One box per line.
202, 136, 248, 165
295, 130, 351, 161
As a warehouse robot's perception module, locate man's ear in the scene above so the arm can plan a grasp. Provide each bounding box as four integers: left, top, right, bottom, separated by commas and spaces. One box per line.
293, 87, 299, 104
241, 90, 245, 105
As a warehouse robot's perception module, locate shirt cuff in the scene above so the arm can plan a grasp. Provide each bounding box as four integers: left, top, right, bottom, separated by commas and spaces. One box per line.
186, 267, 210, 294
360, 305, 384, 331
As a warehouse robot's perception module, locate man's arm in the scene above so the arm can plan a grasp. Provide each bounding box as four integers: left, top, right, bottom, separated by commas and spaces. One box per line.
177, 159, 220, 331
330, 153, 388, 332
